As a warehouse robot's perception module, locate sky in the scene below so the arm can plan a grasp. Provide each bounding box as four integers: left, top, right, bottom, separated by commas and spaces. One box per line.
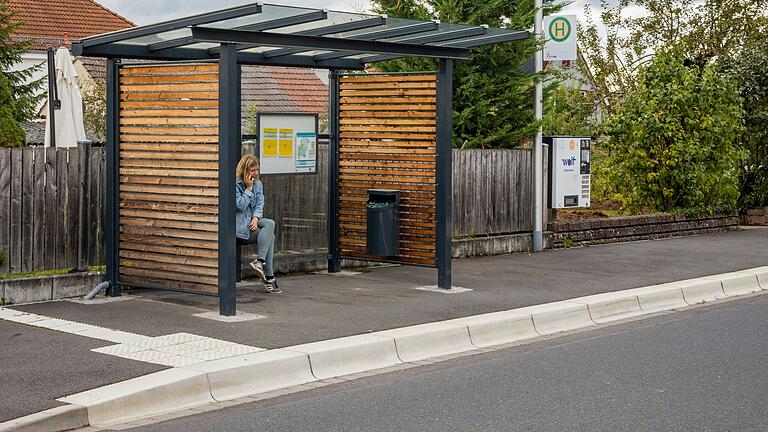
97, 0, 619, 27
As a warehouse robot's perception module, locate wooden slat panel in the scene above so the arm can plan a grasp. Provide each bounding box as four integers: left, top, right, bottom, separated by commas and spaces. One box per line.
339, 146, 435, 155
120, 176, 218, 188
120, 266, 218, 287
340, 140, 435, 148
339, 160, 436, 169
340, 97, 436, 104
339, 174, 435, 184
120, 151, 218, 161
340, 125, 436, 133
120, 117, 218, 125
120, 275, 218, 294
121, 100, 218, 109
120, 159, 217, 169
340, 110, 435, 118
337, 74, 438, 268
339, 104, 436, 112
120, 192, 217, 205
120, 126, 218, 135
119, 234, 217, 250
119, 201, 219, 214
120, 209, 217, 223
120, 249, 218, 268
120, 184, 218, 197
120, 83, 218, 92
120, 258, 218, 277
340, 81, 436, 90
339, 168, 436, 177
340, 118, 435, 126
120, 225, 217, 241
120, 134, 218, 143
120, 64, 217, 75
119, 168, 219, 178
339, 89, 436, 97
340, 75, 436, 83
120, 109, 218, 118
340, 153, 435, 162
120, 73, 219, 84
120, 143, 218, 152
120, 241, 217, 258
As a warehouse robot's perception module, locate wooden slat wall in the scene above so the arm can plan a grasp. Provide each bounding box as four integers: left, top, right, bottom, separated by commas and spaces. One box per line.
118, 64, 219, 295
337, 74, 438, 266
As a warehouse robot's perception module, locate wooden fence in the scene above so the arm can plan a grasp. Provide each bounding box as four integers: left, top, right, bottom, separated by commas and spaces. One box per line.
0, 146, 105, 275
0, 145, 533, 275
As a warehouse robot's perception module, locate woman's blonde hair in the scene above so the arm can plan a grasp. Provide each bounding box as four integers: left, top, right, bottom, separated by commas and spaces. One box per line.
236, 154, 260, 182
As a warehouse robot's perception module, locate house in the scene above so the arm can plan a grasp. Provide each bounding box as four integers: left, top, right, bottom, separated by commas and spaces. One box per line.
6, 0, 329, 145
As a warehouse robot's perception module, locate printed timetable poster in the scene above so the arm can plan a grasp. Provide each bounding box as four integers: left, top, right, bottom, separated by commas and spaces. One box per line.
262, 128, 278, 157
295, 132, 317, 172
257, 113, 318, 175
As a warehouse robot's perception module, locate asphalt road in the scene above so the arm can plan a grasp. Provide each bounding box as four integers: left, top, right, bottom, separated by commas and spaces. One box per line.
122, 294, 768, 432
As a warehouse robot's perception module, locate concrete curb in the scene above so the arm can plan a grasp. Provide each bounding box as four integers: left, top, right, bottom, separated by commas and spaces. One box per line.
4, 266, 767, 430
0, 405, 88, 432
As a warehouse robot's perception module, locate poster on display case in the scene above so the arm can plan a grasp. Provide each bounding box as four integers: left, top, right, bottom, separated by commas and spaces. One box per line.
256, 113, 318, 175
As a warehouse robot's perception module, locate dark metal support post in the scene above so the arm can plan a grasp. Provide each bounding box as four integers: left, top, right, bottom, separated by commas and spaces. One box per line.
436, 58, 453, 289
46, 48, 58, 148
105, 60, 121, 296
218, 44, 240, 315
327, 70, 341, 273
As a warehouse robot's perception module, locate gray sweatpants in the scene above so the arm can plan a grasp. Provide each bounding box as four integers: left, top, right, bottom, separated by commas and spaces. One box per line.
237, 218, 276, 277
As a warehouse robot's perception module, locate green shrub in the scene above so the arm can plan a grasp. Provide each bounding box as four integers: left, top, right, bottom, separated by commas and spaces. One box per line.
605, 47, 744, 212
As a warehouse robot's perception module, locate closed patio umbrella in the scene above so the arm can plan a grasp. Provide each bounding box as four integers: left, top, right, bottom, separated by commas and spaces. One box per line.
45, 47, 86, 147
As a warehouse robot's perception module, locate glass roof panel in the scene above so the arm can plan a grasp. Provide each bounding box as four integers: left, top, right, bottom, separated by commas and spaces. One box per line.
265, 10, 379, 35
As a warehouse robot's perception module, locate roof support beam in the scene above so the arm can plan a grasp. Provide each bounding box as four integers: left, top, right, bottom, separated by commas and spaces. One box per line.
79, 3, 263, 48
150, 10, 328, 52
362, 29, 530, 64
191, 26, 470, 60
73, 42, 365, 69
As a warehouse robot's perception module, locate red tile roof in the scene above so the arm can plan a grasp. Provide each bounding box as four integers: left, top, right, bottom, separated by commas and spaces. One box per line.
9, 0, 134, 50
241, 66, 328, 131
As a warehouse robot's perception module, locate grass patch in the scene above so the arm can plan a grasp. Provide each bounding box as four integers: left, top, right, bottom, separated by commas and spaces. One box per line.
0, 265, 105, 281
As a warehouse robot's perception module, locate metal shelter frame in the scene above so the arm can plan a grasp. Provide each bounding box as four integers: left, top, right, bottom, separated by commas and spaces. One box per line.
72, 2, 529, 315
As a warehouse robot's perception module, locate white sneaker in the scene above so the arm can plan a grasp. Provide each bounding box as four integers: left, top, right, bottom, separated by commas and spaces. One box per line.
262, 277, 281, 294
249, 259, 265, 280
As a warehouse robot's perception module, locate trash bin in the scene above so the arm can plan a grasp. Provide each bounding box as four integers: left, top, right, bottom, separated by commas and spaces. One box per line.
366, 189, 400, 256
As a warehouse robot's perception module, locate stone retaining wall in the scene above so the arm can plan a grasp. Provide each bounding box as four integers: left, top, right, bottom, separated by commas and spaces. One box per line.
547, 212, 740, 248
1, 272, 105, 305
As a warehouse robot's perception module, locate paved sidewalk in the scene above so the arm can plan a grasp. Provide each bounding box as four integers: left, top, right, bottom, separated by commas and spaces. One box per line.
1, 228, 766, 423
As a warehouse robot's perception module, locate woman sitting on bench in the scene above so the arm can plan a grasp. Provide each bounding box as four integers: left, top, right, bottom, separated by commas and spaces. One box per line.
235, 154, 280, 293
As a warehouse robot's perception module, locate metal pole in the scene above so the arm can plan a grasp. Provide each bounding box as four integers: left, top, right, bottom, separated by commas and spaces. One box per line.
105, 60, 121, 296
46, 48, 57, 148
218, 44, 240, 316
533, 0, 544, 252
436, 58, 453, 289
327, 70, 341, 273
72, 140, 91, 273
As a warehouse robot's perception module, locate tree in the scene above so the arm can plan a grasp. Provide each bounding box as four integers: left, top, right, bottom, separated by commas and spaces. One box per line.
0, 0, 45, 124
728, 38, 768, 210
578, 0, 767, 118
0, 72, 24, 147
605, 47, 743, 212
369, 0, 561, 148
542, 84, 597, 137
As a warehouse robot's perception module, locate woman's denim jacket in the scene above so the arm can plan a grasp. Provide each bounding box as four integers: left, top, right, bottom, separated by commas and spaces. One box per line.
235, 178, 264, 240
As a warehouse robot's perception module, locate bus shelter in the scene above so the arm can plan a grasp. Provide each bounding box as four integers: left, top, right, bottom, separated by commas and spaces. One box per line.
72, 2, 528, 315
